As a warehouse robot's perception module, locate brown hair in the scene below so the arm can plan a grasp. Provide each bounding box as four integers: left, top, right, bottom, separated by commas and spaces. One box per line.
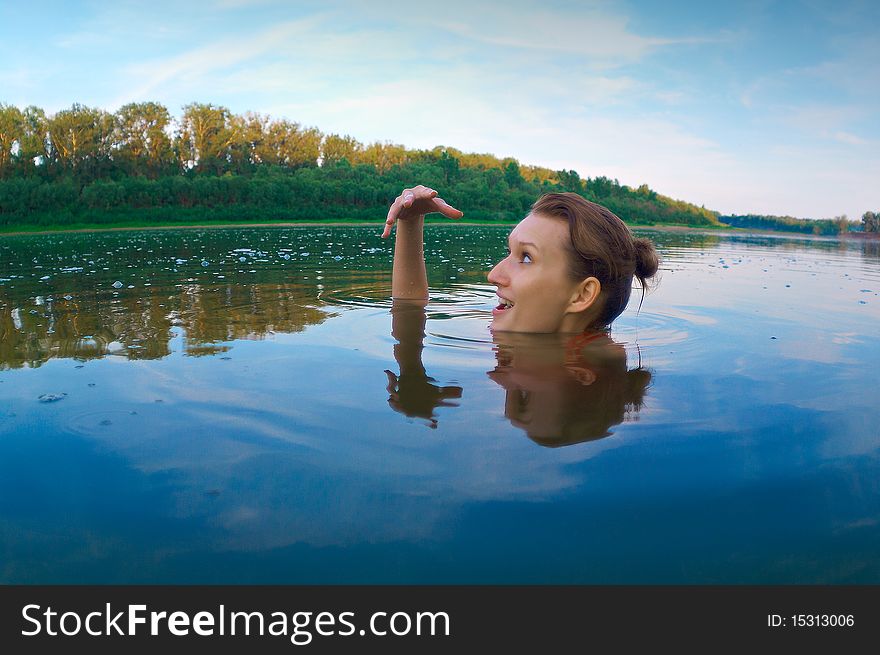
531, 193, 659, 328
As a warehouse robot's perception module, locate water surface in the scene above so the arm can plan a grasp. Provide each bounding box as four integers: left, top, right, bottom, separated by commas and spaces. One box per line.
1, 226, 878, 583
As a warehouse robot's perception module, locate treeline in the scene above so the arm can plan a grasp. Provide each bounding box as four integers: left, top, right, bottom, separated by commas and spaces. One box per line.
0, 101, 720, 228
717, 213, 861, 236
862, 211, 879, 233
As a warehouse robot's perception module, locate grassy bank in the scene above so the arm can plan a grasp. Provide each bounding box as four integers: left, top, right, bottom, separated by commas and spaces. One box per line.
0, 216, 734, 237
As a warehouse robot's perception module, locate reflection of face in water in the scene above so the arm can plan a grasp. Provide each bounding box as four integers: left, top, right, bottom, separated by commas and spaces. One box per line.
487, 332, 651, 447
385, 301, 651, 443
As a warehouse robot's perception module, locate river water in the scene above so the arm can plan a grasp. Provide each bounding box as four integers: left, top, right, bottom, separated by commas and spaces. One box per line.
1, 225, 878, 582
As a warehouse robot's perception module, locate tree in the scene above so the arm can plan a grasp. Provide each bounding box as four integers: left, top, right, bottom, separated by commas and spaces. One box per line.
459, 151, 502, 170
227, 111, 266, 172
45, 103, 115, 179
636, 183, 657, 200
321, 134, 363, 166
115, 102, 173, 178
361, 142, 408, 173
0, 104, 24, 177
437, 149, 459, 182
556, 169, 583, 192
863, 211, 878, 233
521, 164, 556, 184
832, 215, 850, 234
176, 103, 236, 175
503, 160, 523, 188
587, 175, 625, 199
18, 106, 49, 174
267, 119, 321, 168
223, 112, 323, 171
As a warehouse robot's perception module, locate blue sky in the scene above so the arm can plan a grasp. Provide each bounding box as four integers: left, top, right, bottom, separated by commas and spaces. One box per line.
1, 0, 877, 219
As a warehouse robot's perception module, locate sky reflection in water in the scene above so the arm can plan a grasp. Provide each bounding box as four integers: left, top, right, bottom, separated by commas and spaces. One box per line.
1, 226, 878, 583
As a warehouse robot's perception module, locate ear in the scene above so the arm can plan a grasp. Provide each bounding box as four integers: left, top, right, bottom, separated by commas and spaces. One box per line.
566, 277, 601, 314
565, 365, 597, 386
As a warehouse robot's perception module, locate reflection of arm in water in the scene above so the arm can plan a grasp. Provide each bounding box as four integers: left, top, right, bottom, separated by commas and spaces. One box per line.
488, 333, 652, 447
384, 299, 462, 428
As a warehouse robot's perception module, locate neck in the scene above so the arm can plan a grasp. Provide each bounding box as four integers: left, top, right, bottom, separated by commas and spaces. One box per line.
560, 303, 604, 334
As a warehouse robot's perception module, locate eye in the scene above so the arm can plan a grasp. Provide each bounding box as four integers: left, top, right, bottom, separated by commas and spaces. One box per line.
521, 252, 533, 264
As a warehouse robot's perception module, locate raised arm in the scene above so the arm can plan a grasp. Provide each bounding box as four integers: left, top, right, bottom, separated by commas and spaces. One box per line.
382, 185, 463, 300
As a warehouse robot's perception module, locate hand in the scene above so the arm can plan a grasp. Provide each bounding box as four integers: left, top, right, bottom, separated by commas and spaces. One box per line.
382, 185, 463, 238
384, 369, 462, 427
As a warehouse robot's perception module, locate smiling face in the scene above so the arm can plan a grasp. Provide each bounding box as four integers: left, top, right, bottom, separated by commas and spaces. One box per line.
488, 212, 591, 333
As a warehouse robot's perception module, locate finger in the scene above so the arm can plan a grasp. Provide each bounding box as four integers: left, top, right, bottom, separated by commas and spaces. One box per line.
384, 370, 398, 392
431, 197, 464, 219
382, 197, 402, 238
441, 386, 463, 399
381, 215, 394, 239
407, 187, 433, 204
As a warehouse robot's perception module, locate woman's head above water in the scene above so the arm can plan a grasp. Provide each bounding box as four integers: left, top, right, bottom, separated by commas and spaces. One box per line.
383, 185, 659, 334
489, 193, 659, 333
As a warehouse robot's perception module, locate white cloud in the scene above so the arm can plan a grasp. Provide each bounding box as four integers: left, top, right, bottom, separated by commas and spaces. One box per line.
433, 9, 664, 61
794, 37, 880, 99
832, 131, 867, 146
783, 103, 866, 133
56, 31, 119, 49
213, 0, 281, 8
363, 0, 711, 64
110, 17, 326, 107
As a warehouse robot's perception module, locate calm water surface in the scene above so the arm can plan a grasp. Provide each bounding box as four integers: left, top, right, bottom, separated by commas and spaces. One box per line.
1, 225, 878, 583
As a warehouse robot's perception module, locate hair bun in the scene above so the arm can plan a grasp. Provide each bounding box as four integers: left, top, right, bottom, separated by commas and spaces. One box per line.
633, 237, 659, 282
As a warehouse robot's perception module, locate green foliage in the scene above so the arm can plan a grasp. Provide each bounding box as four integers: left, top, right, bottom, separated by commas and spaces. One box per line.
0, 103, 25, 176
115, 101, 174, 178
718, 214, 846, 236
0, 100, 733, 230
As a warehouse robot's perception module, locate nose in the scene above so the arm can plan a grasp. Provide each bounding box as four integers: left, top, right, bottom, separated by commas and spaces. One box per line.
487, 258, 507, 286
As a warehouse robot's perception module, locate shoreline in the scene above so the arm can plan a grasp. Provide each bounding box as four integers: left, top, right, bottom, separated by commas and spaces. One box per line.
0, 219, 875, 240
0, 220, 720, 237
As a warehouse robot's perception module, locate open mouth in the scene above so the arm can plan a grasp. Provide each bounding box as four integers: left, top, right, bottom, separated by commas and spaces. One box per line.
495, 297, 514, 311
